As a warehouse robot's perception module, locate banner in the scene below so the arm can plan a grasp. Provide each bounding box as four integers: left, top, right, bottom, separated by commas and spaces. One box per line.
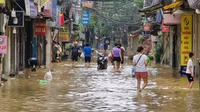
181, 15, 192, 66
52, 0, 57, 20
35, 21, 46, 35
0, 0, 4, 4
0, 35, 7, 54
60, 31, 69, 42
75, 8, 81, 24
81, 10, 90, 25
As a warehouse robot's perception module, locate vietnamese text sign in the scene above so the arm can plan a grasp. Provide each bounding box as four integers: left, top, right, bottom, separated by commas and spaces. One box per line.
0, 36, 7, 54
35, 21, 46, 35
81, 10, 90, 25
181, 15, 192, 66
0, 0, 4, 4
60, 31, 69, 42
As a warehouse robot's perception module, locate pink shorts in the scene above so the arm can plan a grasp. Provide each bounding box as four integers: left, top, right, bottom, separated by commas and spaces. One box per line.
135, 72, 148, 79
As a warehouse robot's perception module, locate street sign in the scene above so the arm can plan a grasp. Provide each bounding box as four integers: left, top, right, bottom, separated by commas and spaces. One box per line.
81, 10, 90, 25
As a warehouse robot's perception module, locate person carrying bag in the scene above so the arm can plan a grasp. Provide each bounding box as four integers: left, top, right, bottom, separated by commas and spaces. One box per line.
132, 54, 143, 77
132, 46, 148, 92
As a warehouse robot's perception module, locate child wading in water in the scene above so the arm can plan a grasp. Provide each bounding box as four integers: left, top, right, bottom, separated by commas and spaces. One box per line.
186, 52, 194, 89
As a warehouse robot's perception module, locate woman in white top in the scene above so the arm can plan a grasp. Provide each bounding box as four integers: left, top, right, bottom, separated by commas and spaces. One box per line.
132, 46, 148, 92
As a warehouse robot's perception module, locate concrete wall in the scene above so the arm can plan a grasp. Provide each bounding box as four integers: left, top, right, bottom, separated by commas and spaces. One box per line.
46, 27, 52, 66
194, 14, 200, 76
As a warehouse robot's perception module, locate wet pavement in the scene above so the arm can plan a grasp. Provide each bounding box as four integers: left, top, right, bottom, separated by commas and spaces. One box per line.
0, 57, 200, 112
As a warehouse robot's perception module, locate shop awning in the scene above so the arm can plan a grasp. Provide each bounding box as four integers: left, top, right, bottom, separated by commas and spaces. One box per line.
163, 0, 183, 12
138, 3, 163, 13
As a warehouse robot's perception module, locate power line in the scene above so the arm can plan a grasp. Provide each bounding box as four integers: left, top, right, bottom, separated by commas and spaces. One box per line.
87, 8, 142, 25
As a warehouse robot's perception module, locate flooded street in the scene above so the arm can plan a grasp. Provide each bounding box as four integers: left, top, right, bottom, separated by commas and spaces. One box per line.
1, 57, 200, 112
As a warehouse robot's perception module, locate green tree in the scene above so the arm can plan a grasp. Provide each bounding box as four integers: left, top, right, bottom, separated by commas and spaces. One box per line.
84, 0, 143, 38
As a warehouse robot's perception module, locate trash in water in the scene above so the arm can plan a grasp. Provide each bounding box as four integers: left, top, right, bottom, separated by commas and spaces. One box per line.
39, 80, 48, 85
18, 71, 24, 74
44, 70, 53, 80
40, 66, 45, 68
151, 68, 158, 76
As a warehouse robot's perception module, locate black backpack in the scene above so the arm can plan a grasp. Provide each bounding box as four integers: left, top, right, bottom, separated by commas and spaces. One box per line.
72, 46, 78, 56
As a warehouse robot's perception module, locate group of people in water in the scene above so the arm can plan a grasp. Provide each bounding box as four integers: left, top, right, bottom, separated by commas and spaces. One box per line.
27, 40, 195, 93
110, 44, 148, 92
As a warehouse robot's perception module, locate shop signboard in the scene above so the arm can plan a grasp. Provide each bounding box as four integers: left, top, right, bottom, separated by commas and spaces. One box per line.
35, 21, 46, 35
56, 6, 61, 26
180, 15, 193, 75
0, 0, 4, 4
0, 35, 7, 54
30, 0, 37, 18
75, 8, 81, 24
60, 31, 69, 42
81, 10, 90, 25
52, 0, 57, 20
24, 0, 30, 16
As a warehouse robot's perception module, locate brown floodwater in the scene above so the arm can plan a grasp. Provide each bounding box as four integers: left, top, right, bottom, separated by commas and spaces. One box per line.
0, 57, 200, 112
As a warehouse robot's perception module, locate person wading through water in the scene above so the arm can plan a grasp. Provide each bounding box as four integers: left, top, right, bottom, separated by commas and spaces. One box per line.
133, 46, 148, 92
70, 41, 80, 66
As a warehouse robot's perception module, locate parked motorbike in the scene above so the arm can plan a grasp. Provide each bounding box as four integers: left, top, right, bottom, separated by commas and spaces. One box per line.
97, 52, 108, 69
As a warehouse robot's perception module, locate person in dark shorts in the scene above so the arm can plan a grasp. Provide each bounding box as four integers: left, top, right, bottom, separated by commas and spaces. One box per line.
28, 57, 38, 71
112, 44, 122, 70
70, 41, 80, 66
186, 52, 194, 89
83, 43, 93, 67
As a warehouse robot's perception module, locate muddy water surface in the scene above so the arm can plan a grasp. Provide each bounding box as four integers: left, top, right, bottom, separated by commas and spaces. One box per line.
0, 59, 200, 112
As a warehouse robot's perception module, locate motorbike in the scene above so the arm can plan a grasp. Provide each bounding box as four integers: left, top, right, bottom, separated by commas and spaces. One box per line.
97, 51, 108, 69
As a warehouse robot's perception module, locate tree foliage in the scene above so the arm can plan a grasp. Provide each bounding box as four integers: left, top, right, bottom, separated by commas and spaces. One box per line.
85, 0, 143, 39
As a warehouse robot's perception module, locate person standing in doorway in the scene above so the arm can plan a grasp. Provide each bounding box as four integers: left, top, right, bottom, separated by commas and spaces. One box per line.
133, 46, 148, 92
70, 41, 80, 66
83, 43, 93, 67
186, 52, 194, 89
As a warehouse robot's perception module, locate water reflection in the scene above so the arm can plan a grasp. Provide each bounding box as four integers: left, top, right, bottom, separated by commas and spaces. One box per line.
0, 59, 200, 111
